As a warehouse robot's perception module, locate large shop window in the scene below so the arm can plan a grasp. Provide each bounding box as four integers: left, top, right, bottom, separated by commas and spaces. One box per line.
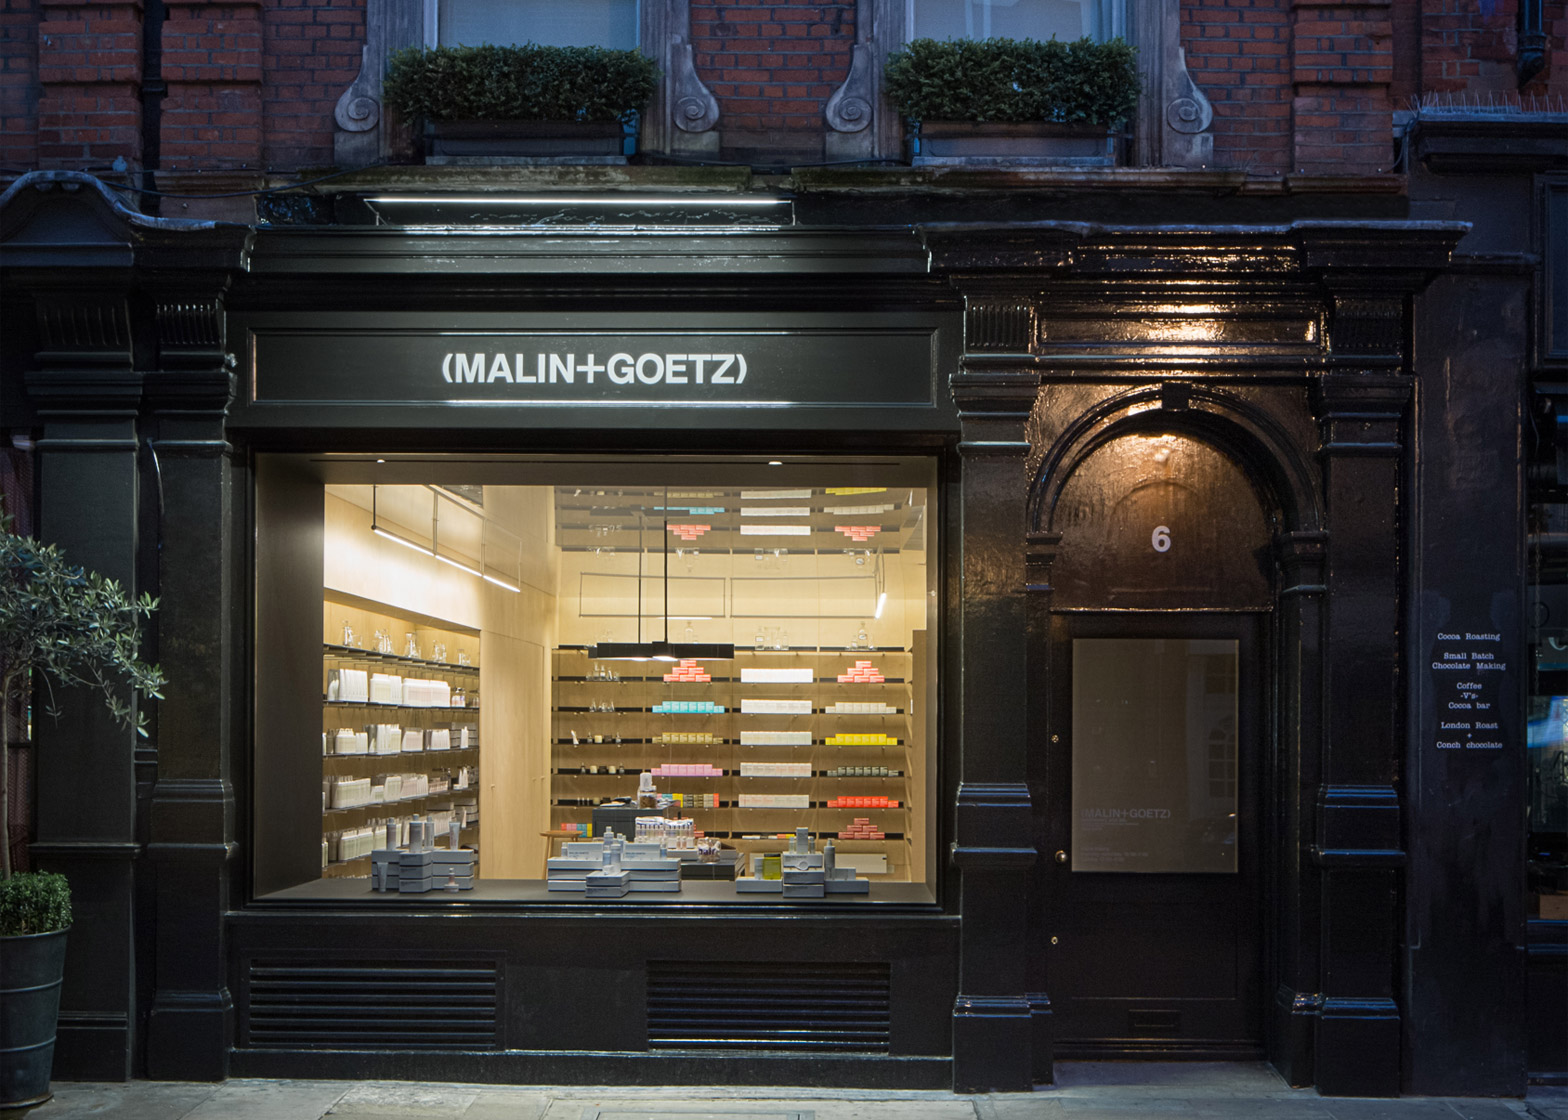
279, 459, 938, 901
1530, 539, 1568, 924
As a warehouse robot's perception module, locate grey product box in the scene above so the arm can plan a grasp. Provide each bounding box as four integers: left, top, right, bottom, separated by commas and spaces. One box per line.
370, 849, 400, 892
592, 805, 640, 840
431, 849, 477, 889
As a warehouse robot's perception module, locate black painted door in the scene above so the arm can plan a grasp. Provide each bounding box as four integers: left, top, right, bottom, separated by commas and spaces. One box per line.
1045, 610, 1266, 1056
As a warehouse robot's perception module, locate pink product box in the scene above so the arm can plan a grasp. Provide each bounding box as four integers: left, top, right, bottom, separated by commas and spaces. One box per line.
836, 660, 886, 683
662, 658, 712, 683
839, 815, 885, 839
653, 764, 723, 777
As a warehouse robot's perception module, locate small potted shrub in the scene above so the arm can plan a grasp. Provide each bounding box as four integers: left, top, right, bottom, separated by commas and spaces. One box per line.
884, 36, 1139, 165
384, 43, 661, 164
0, 517, 163, 1110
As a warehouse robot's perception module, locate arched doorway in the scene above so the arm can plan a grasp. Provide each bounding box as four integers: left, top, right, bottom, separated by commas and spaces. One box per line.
1034, 427, 1282, 1057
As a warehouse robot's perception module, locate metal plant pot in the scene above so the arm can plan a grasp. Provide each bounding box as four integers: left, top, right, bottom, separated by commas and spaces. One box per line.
0, 927, 68, 1110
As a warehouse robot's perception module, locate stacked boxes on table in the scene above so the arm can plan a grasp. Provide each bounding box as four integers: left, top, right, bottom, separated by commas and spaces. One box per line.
370, 817, 475, 892
546, 831, 683, 896
736, 827, 869, 897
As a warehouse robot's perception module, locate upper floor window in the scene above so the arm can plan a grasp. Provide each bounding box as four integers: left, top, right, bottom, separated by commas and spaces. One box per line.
907, 0, 1122, 44
429, 0, 640, 49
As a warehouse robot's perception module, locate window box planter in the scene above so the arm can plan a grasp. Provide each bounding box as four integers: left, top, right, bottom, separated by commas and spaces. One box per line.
423, 119, 635, 166
385, 44, 658, 167
886, 37, 1137, 169
910, 120, 1116, 167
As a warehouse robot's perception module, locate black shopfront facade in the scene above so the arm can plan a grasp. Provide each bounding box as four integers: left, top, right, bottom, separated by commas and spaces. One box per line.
0, 170, 1551, 1097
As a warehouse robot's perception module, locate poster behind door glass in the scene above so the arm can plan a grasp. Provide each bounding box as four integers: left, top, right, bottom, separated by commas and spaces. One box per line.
1072, 638, 1238, 873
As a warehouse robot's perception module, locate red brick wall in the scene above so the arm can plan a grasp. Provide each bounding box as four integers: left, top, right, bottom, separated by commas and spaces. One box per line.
690, 1, 853, 155
1183, 0, 1293, 173
1419, 0, 1564, 95
1547, 2, 1568, 93
1290, 0, 1394, 174
261, 0, 362, 168
36, 0, 143, 170
0, 0, 40, 171
161, 0, 263, 168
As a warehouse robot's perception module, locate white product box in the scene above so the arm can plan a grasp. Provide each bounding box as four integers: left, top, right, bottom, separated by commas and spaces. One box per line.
741, 489, 812, 499
741, 699, 812, 715
740, 506, 811, 517
738, 793, 811, 809
823, 503, 894, 515
824, 702, 899, 715
741, 762, 813, 778
739, 524, 811, 536
740, 668, 814, 683
740, 731, 813, 746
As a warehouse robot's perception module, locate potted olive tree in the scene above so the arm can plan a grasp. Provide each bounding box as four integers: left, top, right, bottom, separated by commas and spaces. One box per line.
384, 43, 660, 165
0, 517, 163, 1110
885, 36, 1140, 166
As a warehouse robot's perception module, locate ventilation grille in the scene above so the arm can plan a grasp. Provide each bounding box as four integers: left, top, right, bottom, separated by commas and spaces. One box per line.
647, 961, 891, 1052
244, 959, 499, 1050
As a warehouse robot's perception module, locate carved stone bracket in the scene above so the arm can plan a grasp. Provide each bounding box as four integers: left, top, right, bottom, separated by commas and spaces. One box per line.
670, 40, 719, 134
334, 45, 381, 138
1165, 47, 1215, 157
332, 0, 420, 168
825, 43, 874, 134
1131, 0, 1214, 167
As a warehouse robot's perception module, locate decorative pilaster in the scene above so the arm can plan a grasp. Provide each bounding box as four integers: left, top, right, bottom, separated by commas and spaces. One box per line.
949, 356, 1039, 1092
142, 289, 242, 1080
3, 170, 252, 1083
24, 295, 145, 1082
1308, 370, 1410, 1096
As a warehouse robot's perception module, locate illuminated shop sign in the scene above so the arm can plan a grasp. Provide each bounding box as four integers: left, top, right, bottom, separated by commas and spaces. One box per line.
249, 329, 936, 407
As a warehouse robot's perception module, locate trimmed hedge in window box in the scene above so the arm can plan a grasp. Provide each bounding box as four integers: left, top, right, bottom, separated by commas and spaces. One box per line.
886, 37, 1138, 165
384, 44, 660, 163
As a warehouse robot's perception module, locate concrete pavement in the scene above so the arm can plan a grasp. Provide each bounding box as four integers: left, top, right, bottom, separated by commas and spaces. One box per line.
7, 1064, 1565, 1120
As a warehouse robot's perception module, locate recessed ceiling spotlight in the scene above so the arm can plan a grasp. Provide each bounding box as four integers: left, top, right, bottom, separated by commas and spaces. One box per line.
767, 460, 783, 466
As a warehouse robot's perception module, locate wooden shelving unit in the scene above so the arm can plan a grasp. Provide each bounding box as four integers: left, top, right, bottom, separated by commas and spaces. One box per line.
320, 594, 483, 880
550, 646, 919, 880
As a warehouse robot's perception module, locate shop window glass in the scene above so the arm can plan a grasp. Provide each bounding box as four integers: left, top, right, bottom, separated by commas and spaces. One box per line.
908, 0, 1116, 44
435, 0, 640, 49
1529, 571, 1568, 922
298, 461, 938, 900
